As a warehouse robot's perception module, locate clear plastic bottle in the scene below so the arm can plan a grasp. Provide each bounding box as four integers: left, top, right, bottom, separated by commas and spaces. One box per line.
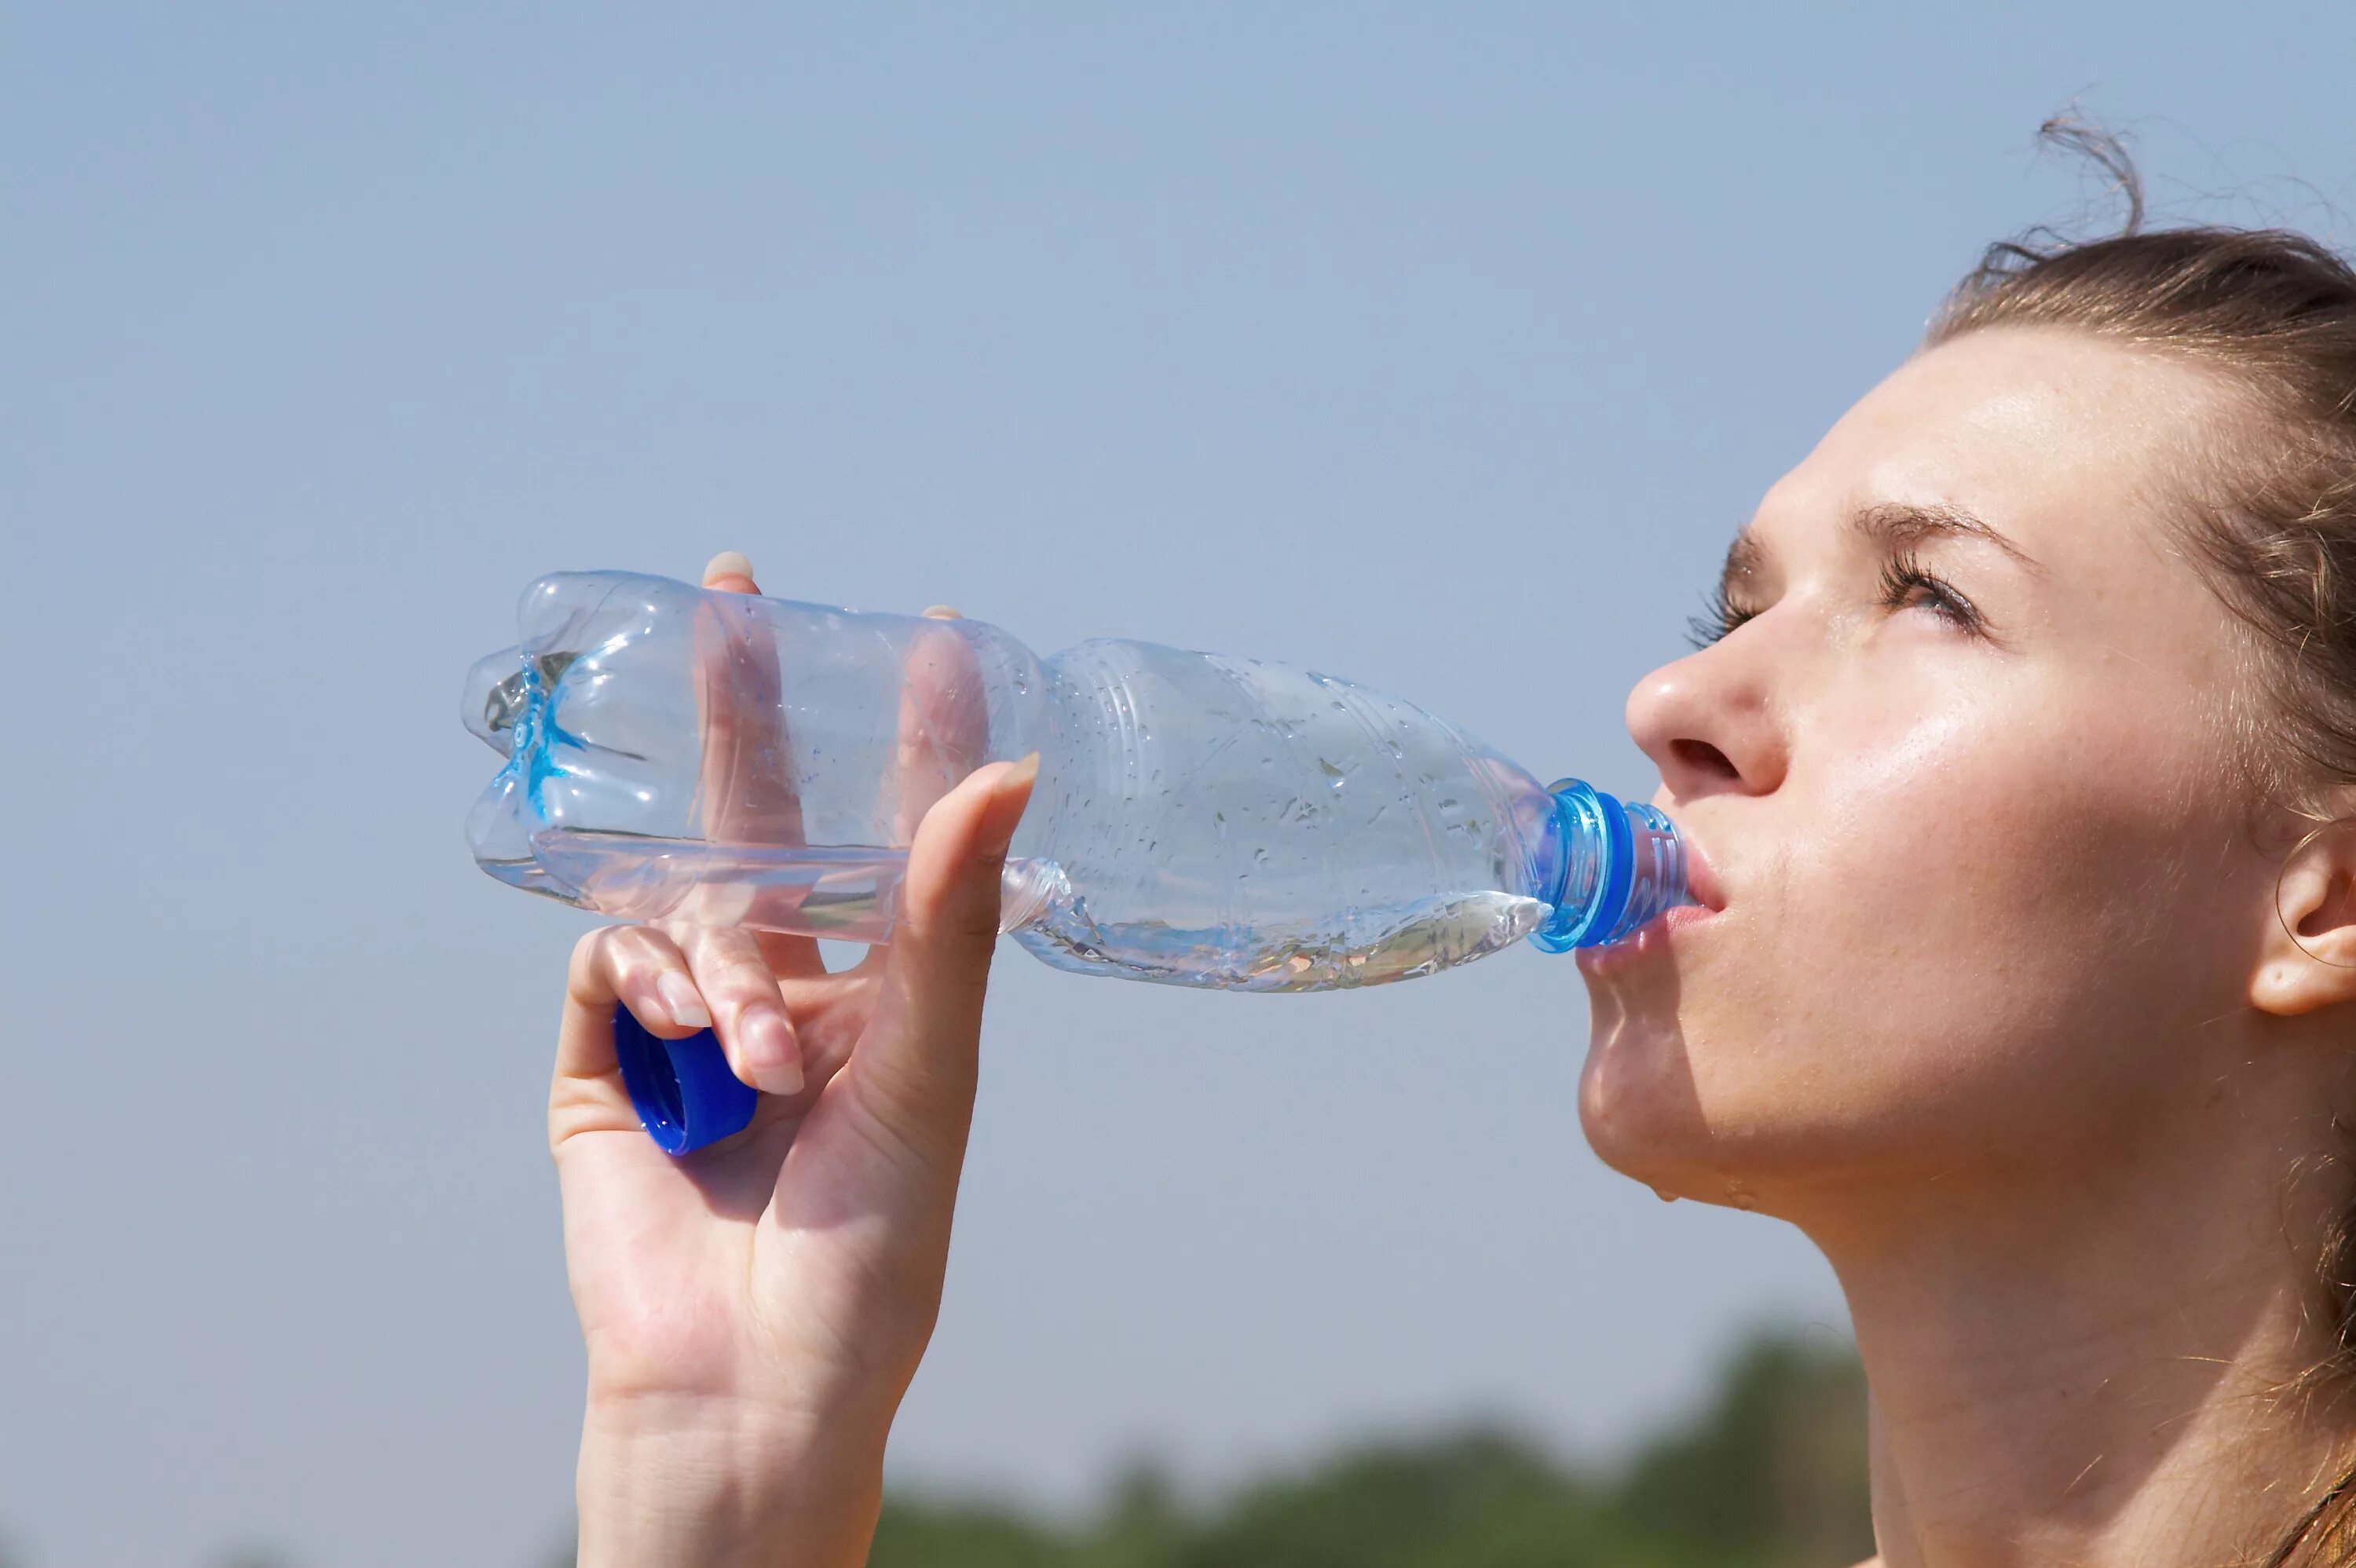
465, 571, 1692, 1151
464, 571, 1690, 990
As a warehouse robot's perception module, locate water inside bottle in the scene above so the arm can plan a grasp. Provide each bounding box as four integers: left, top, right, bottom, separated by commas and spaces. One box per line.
528, 830, 911, 938
1011, 885, 1548, 992
518, 830, 1546, 989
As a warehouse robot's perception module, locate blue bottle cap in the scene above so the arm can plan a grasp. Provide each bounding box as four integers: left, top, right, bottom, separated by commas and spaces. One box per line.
611, 1005, 760, 1155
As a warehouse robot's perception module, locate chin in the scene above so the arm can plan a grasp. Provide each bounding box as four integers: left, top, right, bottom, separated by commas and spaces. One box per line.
1575, 1003, 1718, 1193
1575, 1002, 1832, 1213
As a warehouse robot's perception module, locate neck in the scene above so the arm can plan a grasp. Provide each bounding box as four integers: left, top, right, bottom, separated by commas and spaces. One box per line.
1798, 1077, 2356, 1568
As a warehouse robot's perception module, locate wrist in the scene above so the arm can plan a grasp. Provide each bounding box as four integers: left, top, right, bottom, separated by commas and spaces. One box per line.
576, 1395, 895, 1568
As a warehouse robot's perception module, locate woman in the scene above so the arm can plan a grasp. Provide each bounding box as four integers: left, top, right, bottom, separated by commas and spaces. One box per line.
548, 142, 2356, 1565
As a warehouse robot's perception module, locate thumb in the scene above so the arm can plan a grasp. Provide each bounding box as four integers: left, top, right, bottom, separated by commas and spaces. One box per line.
855, 753, 1038, 1120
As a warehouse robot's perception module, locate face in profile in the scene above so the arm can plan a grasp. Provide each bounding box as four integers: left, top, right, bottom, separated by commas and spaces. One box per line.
1575, 324, 2293, 1225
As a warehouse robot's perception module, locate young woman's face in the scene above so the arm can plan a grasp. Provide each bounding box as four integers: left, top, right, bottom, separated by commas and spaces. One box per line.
1576, 325, 2282, 1216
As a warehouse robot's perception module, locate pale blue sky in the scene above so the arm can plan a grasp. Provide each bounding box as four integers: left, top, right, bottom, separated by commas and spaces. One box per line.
5, 6, 2354, 1566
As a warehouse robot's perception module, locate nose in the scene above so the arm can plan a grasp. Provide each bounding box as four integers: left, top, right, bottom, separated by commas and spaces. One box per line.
1626, 637, 1787, 802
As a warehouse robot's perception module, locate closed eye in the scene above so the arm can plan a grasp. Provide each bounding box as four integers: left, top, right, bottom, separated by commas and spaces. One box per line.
1878, 550, 1984, 634
1686, 583, 1758, 649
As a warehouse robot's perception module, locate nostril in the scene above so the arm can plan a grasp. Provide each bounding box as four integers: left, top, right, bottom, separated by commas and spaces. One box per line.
1671, 738, 1740, 782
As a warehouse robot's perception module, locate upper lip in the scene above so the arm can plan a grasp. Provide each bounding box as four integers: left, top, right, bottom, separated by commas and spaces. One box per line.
1670, 816, 1728, 912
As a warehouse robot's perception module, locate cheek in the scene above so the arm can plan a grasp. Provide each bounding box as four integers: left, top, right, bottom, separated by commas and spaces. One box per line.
1581, 682, 2248, 1192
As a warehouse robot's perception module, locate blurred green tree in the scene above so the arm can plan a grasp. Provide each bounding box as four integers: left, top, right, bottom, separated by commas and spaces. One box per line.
1168, 1426, 1663, 1568
1615, 1326, 1875, 1567
866, 1493, 1080, 1568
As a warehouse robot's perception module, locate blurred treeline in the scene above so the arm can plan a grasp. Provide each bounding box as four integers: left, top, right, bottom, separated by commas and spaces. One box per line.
0, 1322, 1869, 1568
865, 1325, 1873, 1568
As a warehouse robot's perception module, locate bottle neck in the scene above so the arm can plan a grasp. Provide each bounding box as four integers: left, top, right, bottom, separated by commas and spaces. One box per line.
1526, 779, 1689, 952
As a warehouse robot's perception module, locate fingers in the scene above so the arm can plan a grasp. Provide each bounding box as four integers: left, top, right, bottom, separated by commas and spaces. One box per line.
693, 551, 807, 850
561, 919, 809, 1096
686, 550, 825, 970
665, 923, 807, 1096
557, 923, 701, 1098
569, 919, 696, 1027
851, 754, 1037, 1125
889, 611, 990, 846
704, 550, 758, 594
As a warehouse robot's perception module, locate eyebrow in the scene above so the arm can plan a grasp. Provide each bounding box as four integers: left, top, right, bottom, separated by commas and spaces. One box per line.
1719, 500, 2044, 592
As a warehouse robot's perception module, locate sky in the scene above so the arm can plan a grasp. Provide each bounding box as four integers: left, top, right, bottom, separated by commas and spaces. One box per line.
5, 5, 2354, 1566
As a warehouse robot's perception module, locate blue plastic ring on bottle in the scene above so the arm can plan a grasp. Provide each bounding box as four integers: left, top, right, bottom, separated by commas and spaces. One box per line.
1590, 786, 1637, 943
611, 1005, 760, 1155
1529, 778, 1640, 952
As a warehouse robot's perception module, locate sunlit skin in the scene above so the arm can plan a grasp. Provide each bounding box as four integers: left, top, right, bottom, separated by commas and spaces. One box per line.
1577, 324, 2356, 1565
556, 329, 2356, 1568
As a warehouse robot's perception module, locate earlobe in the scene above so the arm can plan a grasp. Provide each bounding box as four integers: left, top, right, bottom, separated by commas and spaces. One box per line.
2251, 830, 2356, 1016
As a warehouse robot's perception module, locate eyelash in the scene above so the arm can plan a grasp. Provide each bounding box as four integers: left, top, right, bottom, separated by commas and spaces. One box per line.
1685, 551, 1985, 649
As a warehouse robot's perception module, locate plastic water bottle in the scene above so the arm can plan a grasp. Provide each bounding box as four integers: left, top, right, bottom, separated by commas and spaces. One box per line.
463, 572, 1690, 1148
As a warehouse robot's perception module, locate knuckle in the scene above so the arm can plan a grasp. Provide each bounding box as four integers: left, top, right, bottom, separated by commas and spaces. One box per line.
567, 925, 625, 999
699, 953, 780, 1001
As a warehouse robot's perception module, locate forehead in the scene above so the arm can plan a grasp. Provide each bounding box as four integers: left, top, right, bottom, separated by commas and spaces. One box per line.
1761, 325, 2243, 579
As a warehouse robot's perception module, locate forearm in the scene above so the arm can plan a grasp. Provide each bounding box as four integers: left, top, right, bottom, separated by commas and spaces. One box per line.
576, 1398, 894, 1568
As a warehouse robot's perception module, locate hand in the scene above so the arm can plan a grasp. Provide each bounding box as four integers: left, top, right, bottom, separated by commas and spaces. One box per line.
551, 550, 1036, 1566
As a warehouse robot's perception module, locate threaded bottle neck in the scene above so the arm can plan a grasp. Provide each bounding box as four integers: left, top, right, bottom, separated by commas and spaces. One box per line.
1525, 779, 1690, 952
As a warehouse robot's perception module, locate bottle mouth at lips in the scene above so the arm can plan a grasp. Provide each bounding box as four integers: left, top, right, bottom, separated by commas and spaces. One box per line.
1525, 780, 1694, 952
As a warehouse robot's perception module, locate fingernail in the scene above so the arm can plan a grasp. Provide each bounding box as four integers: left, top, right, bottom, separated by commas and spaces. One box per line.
1001, 751, 1041, 792
921, 604, 964, 620
741, 1006, 803, 1094
703, 550, 755, 587
657, 971, 711, 1029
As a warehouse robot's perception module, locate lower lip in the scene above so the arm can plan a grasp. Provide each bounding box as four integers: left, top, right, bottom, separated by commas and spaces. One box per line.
1658, 901, 1718, 935
1572, 901, 1718, 976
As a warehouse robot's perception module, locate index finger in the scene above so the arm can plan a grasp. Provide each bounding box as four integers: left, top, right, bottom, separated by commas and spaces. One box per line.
678, 553, 827, 976
889, 606, 993, 847
693, 554, 806, 851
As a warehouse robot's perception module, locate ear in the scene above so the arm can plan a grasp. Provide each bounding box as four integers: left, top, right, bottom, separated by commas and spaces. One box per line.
2251, 822, 2356, 1017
